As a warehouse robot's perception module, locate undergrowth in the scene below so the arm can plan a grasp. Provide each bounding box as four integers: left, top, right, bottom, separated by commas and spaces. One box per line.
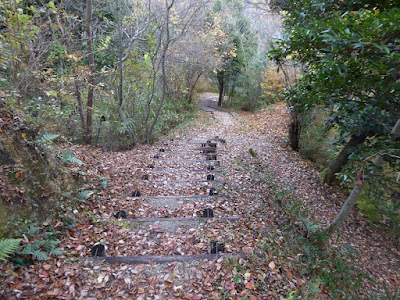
238, 159, 397, 299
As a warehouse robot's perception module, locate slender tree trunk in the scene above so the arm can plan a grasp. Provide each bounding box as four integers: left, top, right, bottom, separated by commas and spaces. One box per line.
115, 0, 137, 147
326, 119, 400, 235
322, 133, 367, 185
64, 37, 86, 129
55, 15, 86, 131
72, 67, 86, 131
147, 0, 174, 143
326, 183, 365, 235
217, 71, 224, 107
392, 119, 400, 139
187, 72, 202, 104
85, 0, 95, 144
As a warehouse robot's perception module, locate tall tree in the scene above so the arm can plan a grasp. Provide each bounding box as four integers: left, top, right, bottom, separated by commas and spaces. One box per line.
84, 0, 95, 144
146, 0, 174, 143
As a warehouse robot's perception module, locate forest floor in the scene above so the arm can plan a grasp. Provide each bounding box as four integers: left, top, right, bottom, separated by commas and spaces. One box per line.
1, 93, 399, 299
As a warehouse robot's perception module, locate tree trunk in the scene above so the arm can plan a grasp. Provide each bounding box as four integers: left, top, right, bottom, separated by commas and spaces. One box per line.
115, 0, 137, 147
187, 72, 202, 104
392, 119, 400, 139
55, 15, 86, 130
85, 0, 95, 145
147, 0, 174, 143
325, 118, 400, 235
217, 71, 224, 107
288, 114, 301, 151
322, 133, 367, 185
326, 183, 365, 235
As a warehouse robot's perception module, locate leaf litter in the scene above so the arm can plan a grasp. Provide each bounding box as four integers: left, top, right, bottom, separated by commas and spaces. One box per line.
0, 97, 399, 299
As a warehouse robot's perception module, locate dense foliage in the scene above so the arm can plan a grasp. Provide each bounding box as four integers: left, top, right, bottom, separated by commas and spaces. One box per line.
270, 0, 400, 235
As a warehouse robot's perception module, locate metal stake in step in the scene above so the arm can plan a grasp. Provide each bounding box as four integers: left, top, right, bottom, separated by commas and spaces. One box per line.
207, 174, 215, 181
115, 211, 128, 219
91, 243, 106, 257
132, 190, 141, 197
211, 241, 225, 254
202, 208, 214, 217
209, 188, 218, 195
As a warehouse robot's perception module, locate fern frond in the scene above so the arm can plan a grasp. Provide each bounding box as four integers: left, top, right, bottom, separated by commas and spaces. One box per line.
61, 150, 84, 165
21, 244, 34, 255
0, 238, 22, 261
49, 248, 63, 256
27, 226, 40, 235
32, 250, 49, 260
41, 134, 60, 143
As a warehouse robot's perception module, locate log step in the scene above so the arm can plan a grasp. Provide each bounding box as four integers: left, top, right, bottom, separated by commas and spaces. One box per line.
191, 138, 226, 143
156, 151, 222, 156
88, 253, 246, 265
149, 179, 224, 184
123, 217, 239, 222
153, 159, 221, 163
150, 168, 222, 173
142, 195, 229, 200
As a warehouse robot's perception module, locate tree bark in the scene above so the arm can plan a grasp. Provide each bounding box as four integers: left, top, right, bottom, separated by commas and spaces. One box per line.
392, 119, 400, 138
326, 118, 400, 235
85, 0, 95, 144
217, 71, 224, 107
55, 16, 86, 131
288, 116, 301, 151
322, 133, 367, 185
326, 183, 365, 235
187, 72, 202, 104
146, 0, 175, 143
115, 0, 137, 147
147, 0, 174, 143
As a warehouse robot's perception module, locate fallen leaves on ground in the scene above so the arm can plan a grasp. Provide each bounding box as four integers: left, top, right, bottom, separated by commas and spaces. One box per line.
0, 95, 398, 299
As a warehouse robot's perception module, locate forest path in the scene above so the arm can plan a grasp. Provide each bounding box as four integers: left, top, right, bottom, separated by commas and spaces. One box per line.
2, 97, 398, 299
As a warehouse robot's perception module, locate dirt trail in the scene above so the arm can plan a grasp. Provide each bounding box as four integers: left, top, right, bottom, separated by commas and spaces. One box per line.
1, 95, 398, 299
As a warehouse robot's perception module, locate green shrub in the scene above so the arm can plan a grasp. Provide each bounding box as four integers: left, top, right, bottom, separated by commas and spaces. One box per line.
299, 107, 337, 170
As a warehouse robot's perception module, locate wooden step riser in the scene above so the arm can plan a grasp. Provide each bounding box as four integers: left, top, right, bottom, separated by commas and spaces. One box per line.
142, 195, 229, 200
148, 180, 224, 184
153, 159, 221, 164
122, 217, 239, 222
88, 253, 245, 265
148, 169, 222, 173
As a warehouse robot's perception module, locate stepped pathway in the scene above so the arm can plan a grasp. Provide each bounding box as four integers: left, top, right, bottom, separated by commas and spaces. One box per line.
2, 94, 398, 299
90, 136, 244, 264
77, 93, 256, 299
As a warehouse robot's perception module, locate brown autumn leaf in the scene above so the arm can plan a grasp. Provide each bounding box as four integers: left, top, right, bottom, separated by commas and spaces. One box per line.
245, 281, 255, 290
287, 271, 293, 281
39, 270, 49, 278
47, 291, 59, 296
226, 282, 235, 291
297, 278, 304, 287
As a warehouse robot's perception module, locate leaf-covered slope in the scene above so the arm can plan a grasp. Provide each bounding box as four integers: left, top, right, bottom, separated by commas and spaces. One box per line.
0, 99, 79, 236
